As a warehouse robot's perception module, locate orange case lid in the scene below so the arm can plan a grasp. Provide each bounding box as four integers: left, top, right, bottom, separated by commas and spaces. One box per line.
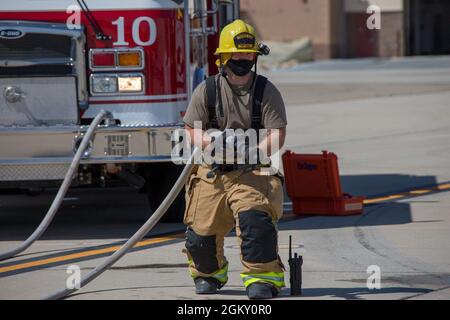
282, 150, 343, 199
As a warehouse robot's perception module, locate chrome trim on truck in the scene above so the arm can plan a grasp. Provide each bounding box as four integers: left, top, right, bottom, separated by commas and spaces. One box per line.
0, 124, 184, 165
89, 47, 145, 72
0, 57, 74, 68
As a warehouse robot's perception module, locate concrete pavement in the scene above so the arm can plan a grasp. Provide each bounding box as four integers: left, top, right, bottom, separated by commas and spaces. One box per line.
1, 56, 449, 300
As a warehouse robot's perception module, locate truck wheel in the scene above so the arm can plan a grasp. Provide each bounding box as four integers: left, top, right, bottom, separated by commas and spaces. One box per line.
145, 163, 185, 223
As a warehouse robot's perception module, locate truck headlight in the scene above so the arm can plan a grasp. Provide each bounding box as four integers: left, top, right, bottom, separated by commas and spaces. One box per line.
92, 76, 118, 93
118, 76, 143, 93
90, 73, 144, 96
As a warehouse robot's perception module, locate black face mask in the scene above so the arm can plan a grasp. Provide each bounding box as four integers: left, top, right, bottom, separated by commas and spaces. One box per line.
227, 59, 255, 76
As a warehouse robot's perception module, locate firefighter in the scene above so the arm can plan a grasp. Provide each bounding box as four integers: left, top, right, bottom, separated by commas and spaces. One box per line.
182, 19, 287, 299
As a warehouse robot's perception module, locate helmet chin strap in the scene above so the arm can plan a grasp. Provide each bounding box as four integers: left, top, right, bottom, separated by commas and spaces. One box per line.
218, 55, 226, 76
220, 65, 227, 77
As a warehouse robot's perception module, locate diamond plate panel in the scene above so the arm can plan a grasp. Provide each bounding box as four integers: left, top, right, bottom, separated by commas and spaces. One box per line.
0, 164, 70, 181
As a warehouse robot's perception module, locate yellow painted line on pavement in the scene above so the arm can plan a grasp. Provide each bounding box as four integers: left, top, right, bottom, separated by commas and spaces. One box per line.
0, 235, 182, 274
437, 183, 450, 190
363, 182, 450, 205
364, 194, 403, 204
409, 189, 431, 195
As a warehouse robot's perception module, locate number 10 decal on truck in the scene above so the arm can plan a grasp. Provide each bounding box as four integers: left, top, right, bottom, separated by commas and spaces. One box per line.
0, 0, 238, 221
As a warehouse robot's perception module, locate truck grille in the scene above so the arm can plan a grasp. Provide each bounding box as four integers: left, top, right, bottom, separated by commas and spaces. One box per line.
105, 135, 130, 156
0, 65, 72, 76
0, 33, 73, 76
0, 21, 88, 111
0, 33, 71, 60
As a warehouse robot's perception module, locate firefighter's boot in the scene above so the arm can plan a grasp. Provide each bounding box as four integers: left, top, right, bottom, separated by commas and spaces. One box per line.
194, 277, 220, 294
246, 282, 278, 300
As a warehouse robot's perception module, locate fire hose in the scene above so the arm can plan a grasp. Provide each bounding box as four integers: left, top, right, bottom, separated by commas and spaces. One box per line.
0, 110, 114, 261
0, 107, 198, 298
44, 146, 200, 300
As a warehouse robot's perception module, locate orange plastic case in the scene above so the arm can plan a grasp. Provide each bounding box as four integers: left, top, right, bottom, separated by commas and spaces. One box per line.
282, 150, 364, 216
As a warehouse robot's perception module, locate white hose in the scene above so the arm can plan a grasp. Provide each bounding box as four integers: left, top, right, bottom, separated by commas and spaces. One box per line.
44, 146, 200, 300
0, 110, 113, 261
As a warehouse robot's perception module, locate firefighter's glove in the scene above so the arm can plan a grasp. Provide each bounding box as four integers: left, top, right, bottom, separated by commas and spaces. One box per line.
207, 130, 260, 165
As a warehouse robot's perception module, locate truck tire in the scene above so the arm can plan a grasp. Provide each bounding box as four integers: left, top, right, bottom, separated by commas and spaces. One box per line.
145, 163, 185, 223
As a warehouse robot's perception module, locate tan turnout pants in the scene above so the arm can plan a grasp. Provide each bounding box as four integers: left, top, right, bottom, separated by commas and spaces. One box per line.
183, 164, 285, 290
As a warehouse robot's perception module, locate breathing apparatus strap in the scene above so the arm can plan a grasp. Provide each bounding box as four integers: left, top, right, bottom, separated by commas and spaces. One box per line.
251, 75, 267, 130
206, 76, 219, 130
205, 74, 267, 130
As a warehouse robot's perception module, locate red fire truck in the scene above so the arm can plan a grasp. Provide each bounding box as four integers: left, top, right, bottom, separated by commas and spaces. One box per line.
0, 0, 239, 221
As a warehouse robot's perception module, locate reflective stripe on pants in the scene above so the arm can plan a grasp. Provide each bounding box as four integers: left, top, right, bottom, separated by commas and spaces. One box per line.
188, 258, 229, 285
240, 271, 285, 289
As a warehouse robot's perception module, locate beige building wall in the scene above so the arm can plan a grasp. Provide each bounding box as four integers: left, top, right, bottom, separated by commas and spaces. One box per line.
240, 0, 341, 60
239, 0, 404, 59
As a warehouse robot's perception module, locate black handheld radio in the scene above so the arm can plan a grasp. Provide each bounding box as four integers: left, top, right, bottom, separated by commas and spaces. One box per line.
289, 235, 303, 296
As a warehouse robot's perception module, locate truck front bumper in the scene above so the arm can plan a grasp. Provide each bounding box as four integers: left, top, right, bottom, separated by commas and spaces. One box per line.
0, 124, 185, 181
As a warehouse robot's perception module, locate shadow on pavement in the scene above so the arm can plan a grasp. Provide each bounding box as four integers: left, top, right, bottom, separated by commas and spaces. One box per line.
283, 173, 440, 201
281, 174, 449, 230
279, 203, 413, 230
296, 286, 432, 300
340, 174, 439, 198
65, 285, 433, 300
0, 187, 185, 241
0, 174, 447, 239
65, 285, 247, 299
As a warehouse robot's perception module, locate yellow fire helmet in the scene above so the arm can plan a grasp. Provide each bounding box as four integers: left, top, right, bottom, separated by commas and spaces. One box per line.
214, 19, 260, 68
